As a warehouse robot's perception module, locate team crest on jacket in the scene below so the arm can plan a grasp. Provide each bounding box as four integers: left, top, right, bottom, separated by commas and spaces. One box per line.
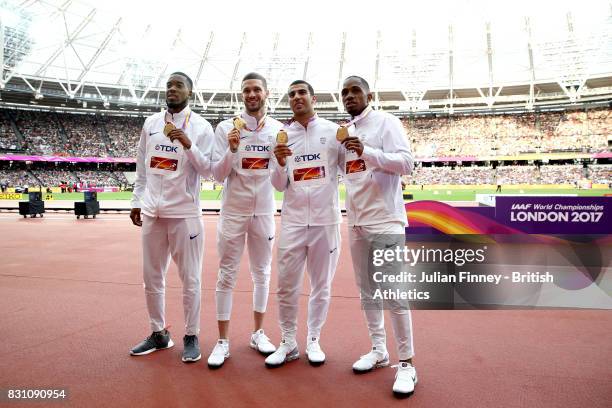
320, 137, 326, 144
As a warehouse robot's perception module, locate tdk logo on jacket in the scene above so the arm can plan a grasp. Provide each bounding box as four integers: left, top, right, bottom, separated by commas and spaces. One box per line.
155, 144, 178, 153
244, 145, 270, 152
294, 153, 321, 162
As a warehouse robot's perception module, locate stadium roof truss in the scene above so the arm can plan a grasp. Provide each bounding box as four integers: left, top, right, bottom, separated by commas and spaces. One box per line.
0, 0, 611, 115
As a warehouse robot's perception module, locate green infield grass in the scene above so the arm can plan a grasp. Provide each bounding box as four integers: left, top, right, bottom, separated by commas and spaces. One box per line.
41, 187, 611, 202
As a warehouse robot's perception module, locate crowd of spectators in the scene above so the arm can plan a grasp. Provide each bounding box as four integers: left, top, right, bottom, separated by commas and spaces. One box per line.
0, 108, 609, 191
0, 113, 20, 150
30, 170, 79, 187
0, 163, 608, 189
407, 108, 610, 157
404, 164, 603, 185
0, 169, 39, 188
495, 165, 540, 185
75, 171, 127, 187
59, 114, 109, 157
407, 166, 493, 184
12, 110, 67, 155
104, 116, 144, 158
0, 169, 130, 189
539, 164, 585, 184
1, 108, 609, 159
589, 164, 612, 185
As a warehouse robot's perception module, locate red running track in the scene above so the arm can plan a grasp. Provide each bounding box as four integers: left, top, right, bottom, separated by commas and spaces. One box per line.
0, 213, 611, 407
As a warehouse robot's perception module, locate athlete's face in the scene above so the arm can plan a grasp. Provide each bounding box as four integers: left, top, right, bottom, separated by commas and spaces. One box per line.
288, 84, 316, 116
341, 78, 372, 116
242, 79, 268, 113
166, 75, 192, 109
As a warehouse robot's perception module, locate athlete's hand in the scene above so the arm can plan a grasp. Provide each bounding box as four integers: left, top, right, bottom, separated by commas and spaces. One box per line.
273, 144, 293, 167
228, 128, 240, 153
167, 129, 192, 150
130, 208, 142, 227
342, 136, 364, 157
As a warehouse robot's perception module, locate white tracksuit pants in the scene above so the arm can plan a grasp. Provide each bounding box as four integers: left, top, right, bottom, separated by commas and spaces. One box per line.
277, 224, 341, 344
349, 222, 415, 360
142, 215, 203, 336
215, 214, 274, 320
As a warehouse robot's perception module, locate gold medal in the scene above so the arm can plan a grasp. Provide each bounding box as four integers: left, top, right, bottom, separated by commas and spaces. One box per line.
233, 117, 247, 130
276, 129, 288, 144
336, 126, 349, 142
163, 122, 176, 137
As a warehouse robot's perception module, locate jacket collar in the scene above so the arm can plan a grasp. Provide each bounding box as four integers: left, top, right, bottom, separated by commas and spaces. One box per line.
240, 110, 266, 130
166, 105, 191, 122
288, 113, 318, 130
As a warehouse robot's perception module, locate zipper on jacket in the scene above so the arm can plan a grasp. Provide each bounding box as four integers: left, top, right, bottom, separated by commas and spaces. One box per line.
306, 124, 311, 227
252, 132, 258, 214
353, 121, 362, 225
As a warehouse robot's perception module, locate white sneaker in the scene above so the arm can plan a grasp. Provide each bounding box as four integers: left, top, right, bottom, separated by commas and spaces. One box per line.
352, 347, 390, 373
264, 339, 299, 368
306, 337, 326, 366
392, 362, 418, 397
250, 329, 276, 355
207, 339, 230, 368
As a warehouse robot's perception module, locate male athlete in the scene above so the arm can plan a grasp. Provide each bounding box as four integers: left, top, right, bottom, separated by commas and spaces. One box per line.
129, 72, 214, 363
265, 80, 341, 367
340, 75, 417, 396
207, 73, 281, 367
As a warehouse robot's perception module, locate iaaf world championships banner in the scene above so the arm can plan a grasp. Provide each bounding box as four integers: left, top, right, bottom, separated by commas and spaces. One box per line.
358, 197, 611, 311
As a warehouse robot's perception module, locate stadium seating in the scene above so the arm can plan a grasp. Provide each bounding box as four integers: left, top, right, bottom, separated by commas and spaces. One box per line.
406, 108, 610, 157
0, 108, 609, 189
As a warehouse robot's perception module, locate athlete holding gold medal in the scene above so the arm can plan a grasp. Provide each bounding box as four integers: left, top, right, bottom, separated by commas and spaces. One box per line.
129, 72, 214, 364
265, 80, 342, 368
208, 73, 282, 368
339, 76, 417, 397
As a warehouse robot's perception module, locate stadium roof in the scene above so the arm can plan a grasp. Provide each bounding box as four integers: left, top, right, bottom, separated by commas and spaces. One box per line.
1, 0, 611, 113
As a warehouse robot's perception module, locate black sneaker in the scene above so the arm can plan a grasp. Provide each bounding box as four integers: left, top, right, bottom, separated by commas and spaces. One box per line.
130, 329, 174, 356
182, 335, 201, 363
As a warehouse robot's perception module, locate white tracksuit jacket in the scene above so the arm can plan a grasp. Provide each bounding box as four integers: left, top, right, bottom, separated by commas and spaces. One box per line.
270, 115, 342, 343
342, 109, 414, 226
211, 113, 283, 216
343, 108, 415, 361
270, 116, 341, 226
211, 112, 283, 321
131, 106, 214, 216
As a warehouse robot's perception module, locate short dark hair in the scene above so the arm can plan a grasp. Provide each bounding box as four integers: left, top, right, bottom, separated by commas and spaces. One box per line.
344, 75, 370, 93
242, 72, 267, 90
289, 80, 314, 96
169, 71, 193, 90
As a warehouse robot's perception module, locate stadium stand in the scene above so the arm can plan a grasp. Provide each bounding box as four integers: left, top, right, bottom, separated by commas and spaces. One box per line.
0, 112, 21, 151
406, 108, 610, 157
11, 110, 67, 155
0, 108, 609, 159
103, 116, 144, 158
0, 108, 609, 189
589, 164, 612, 184
58, 113, 109, 157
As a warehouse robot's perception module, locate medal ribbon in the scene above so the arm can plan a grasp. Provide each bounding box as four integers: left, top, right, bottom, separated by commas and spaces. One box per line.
165, 110, 191, 131
342, 105, 373, 128
241, 113, 267, 132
